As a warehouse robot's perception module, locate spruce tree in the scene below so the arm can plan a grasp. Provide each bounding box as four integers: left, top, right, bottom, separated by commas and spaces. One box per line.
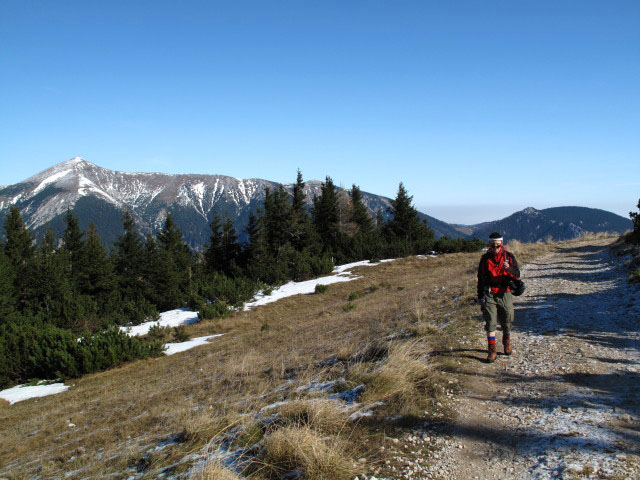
77, 223, 116, 300
220, 218, 242, 277
0, 249, 15, 321
244, 212, 272, 281
204, 213, 223, 273
263, 185, 294, 259
349, 185, 374, 235
3, 207, 35, 270
290, 170, 321, 254
385, 183, 434, 255
3, 207, 37, 312
292, 169, 306, 214
312, 176, 342, 256
113, 210, 146, 302
376, 207, 385, 230
155, 212, 193, 309
62, 209, 85, 281
34, 229, 77, 329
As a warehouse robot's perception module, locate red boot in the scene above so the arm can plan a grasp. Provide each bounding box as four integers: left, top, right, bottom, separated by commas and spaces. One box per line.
503, 334, 512, 356
487, 342, 497, 363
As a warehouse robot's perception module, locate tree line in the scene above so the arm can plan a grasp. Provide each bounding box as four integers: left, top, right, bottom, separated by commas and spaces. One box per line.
0, 173, 483, 388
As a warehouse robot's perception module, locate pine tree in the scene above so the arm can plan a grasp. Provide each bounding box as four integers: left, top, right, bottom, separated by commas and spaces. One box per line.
204, 213, 223, 273
292, 169, 306, 214
376, 207, 385, 230
112, 211, 145, 301
3, 207, 37, 312
62, 209, 85, 281
244, 212, 272, 281
385, 183, 434, 255
155, 212, 193, 309
77, 223, 116, 300
34, 229, 77, 329
3, 207, 35, 270
263, 185, 294, 259
349, 185, 374, 235
220, 218, 242, 277
0, 249, 16, 321
290, 170, 321, 254
312, 176, 342, 256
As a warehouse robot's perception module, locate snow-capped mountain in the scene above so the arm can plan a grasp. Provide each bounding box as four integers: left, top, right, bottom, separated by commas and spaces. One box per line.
0, 158, 464, 248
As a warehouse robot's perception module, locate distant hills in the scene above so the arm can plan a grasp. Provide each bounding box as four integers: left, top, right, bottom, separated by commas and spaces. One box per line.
0, 159, 631, 249
458, 206, 632, 243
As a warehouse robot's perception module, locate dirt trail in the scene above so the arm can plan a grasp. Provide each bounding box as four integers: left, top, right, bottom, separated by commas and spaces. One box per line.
437, 239, 640, 479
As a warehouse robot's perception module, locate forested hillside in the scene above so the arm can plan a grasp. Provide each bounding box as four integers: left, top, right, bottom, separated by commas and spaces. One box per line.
0, 175, 483, 388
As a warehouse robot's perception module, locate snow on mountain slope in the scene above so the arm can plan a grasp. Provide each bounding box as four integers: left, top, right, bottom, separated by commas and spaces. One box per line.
1, 158, 277, 230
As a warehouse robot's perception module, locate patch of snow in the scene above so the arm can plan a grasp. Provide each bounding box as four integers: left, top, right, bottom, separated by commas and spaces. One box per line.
243, 259, 395, 311
32, 168, 72, 195
120, 308, 200, 337
295, 378, 345, 394
328, 384, 365, 403
163, 335, 223, 355
0, 383, 69, 405
259, 400, 290, 412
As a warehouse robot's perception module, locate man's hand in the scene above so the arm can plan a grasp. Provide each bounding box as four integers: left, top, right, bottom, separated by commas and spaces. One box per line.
503, 259, 510, 269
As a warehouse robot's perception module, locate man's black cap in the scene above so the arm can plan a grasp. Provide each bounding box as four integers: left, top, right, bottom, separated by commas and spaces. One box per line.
489, 232, 502, 240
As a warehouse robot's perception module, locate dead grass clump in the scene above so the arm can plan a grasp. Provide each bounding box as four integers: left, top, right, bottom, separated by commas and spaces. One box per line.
350, 339, 440, 417
191, 459, 242, 480
350, 339, 389, 363
179, 410, 237, 444
275, 399, 348, 435
260, 426, 357, 480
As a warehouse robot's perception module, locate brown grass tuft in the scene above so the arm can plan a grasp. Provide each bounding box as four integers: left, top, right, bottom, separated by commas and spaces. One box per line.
349, 339, 440, 417
275, 399, 349, 435
191, 459, 242, 480
260, 426, 358, 480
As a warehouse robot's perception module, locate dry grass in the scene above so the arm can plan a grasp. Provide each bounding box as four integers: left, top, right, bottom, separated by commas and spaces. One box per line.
347, 339, 441, 417
274, 399, 349, 435
0, 237, 593, 479
191, 459, 242, 480
259, 426, 358, 480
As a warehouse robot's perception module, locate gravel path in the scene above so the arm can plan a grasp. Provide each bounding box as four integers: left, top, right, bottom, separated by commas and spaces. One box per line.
362, 239, 640, 480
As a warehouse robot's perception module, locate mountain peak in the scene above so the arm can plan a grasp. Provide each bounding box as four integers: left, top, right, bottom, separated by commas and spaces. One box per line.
522, 207, 539, 215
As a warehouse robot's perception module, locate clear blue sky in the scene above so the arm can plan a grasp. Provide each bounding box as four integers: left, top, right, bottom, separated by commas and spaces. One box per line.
1, 0, 638, 224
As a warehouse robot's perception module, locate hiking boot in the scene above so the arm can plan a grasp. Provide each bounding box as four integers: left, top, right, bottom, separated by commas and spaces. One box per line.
503, 335, 512, 356
486, 343, 497, 363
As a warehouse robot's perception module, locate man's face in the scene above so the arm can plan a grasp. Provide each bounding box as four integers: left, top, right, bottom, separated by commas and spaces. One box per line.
489, 240, 503, 252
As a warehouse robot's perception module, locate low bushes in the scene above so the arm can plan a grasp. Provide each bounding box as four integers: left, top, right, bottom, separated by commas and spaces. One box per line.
0, 319, 164, 388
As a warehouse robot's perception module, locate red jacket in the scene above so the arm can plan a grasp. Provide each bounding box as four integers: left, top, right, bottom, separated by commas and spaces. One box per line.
477, 248, 520, 297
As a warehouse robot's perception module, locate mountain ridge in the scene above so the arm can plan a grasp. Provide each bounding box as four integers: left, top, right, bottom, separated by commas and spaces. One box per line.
0, 158, 465, 248
0, 158, 631, 248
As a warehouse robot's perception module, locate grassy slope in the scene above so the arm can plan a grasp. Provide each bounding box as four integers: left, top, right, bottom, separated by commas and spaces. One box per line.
0, 238, 573, 479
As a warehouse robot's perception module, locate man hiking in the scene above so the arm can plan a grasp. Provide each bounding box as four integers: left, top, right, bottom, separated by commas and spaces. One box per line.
477, 232, 521, 363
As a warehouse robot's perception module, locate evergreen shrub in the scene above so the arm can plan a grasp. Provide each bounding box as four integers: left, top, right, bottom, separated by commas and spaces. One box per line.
0, 321, 163, 388
198, 301, 230, 320
173, 325, 190, 342
147, 323, 170, 341
314, 284, 328, 294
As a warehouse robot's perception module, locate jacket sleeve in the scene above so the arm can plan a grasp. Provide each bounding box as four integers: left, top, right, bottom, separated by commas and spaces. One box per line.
504, 252, 520, 279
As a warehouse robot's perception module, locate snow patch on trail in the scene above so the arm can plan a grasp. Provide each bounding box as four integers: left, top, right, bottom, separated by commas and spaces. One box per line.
0, 383, 69, 405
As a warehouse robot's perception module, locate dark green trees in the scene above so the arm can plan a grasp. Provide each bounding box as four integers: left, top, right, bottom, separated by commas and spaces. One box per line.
385, 182, 435, 255
312, 176, 342, 258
